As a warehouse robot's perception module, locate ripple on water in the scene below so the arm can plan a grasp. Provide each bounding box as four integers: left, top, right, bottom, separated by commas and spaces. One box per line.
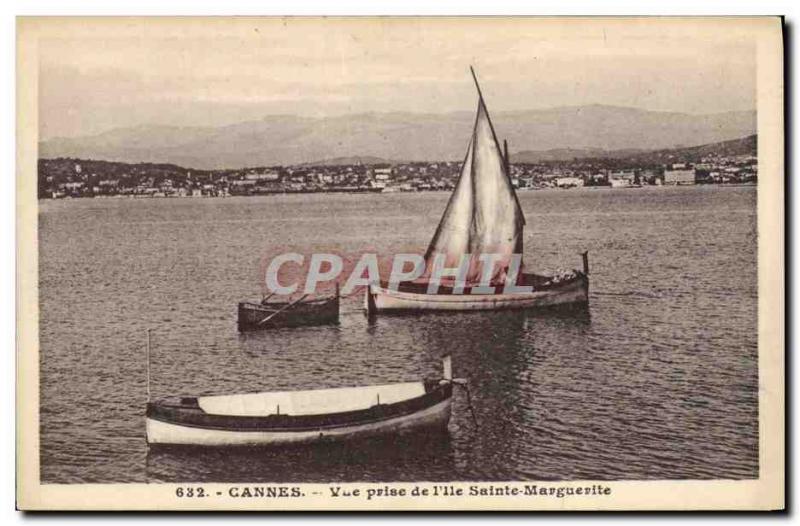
38, 187, 758, 482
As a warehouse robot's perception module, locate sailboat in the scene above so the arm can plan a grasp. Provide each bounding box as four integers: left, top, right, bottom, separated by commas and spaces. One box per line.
365, 68, 589, 314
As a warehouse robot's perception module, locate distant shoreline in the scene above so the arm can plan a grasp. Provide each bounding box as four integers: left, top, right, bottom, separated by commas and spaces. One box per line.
36, 132, 758, 200
37, 183, 757, 202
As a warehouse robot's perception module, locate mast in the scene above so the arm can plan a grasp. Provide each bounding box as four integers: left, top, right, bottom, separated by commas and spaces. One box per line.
146, 328, 151, 402
504, 139, 510, 178
504, 137, 523, 257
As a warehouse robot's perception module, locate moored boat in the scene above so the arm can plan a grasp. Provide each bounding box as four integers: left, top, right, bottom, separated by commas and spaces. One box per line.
238, 286, 339, 331
367, 266, 588, 313
146, 357, 455, 447
366, 68, 589, 314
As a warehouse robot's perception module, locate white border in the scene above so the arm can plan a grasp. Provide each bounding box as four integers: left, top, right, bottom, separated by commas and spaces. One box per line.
6, 1, 794, 524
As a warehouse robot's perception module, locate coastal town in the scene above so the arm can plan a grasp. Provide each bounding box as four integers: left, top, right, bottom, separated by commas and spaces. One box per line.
38, 135, 757, 199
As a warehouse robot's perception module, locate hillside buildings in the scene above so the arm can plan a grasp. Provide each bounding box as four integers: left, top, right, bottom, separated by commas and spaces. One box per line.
37, 149, 757, 199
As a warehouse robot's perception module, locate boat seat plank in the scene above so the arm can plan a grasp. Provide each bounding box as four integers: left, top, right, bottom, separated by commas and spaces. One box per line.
197, 382, 426, 417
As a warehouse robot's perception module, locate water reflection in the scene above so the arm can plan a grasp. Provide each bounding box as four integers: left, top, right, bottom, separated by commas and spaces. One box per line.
145, 305, 595, 482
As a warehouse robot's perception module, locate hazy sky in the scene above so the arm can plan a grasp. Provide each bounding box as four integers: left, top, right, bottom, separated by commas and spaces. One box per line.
37, 18, 757, 139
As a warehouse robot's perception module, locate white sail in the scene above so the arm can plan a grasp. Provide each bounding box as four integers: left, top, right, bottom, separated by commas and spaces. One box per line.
467, 96, 525, 282
424, 138, 474, 269
424, 70, 525, 284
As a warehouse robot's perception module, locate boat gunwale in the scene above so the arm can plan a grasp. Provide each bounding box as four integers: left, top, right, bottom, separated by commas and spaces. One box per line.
373, 272, 588, 301
238, 295, 339, 310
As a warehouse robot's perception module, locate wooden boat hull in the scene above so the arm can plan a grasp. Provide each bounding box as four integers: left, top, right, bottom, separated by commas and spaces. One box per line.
366, 274, 588, 313
146, 398, 451, 447
237, 295, 339, 331
146, 382, 452, 447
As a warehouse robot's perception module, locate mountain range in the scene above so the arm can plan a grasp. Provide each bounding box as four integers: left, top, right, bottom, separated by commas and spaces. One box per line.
39, 105, 756, 169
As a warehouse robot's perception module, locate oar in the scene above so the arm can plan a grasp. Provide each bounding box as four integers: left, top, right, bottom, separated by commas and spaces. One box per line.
261, 291, 277, 304
257, 294, 309, 325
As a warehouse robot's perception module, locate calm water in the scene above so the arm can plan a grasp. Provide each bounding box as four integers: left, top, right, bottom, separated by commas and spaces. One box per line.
38, 186, 758, 483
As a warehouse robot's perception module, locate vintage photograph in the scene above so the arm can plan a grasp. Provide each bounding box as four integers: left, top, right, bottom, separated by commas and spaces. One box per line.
16, 17, 784, 510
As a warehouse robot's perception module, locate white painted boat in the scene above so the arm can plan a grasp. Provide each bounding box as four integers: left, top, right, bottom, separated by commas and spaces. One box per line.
366, 68, 590, 315
366, 271, 588, 313
146, 357, 454, 447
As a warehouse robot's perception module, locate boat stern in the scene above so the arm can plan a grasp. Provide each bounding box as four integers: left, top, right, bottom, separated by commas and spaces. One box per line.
364, 283, 378, 315
576, 250, 590, 302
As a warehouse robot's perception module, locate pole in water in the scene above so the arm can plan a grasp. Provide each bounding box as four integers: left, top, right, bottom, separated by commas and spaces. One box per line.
146, 328, 152, 402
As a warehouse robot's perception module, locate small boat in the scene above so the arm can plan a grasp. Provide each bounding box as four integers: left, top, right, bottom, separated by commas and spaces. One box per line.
366, 68, 589, 314
238, 286, 339, 331
146, 357, 455, 447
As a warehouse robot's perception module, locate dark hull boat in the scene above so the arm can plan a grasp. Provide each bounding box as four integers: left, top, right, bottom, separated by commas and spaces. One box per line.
146, 358, 454, 447
238, 287, 339, 331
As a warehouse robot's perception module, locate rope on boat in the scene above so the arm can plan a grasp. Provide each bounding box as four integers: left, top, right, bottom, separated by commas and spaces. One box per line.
463, 383, 479, 430
452, 379, 479, 430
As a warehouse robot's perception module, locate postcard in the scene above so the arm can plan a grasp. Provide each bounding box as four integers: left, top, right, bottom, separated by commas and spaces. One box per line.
16, 16, 784, 510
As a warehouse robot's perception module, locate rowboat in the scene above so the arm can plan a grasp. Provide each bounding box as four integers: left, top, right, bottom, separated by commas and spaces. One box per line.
145, 357, 455, 447
238, 286, 339, 331
366, 68, 589, 314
